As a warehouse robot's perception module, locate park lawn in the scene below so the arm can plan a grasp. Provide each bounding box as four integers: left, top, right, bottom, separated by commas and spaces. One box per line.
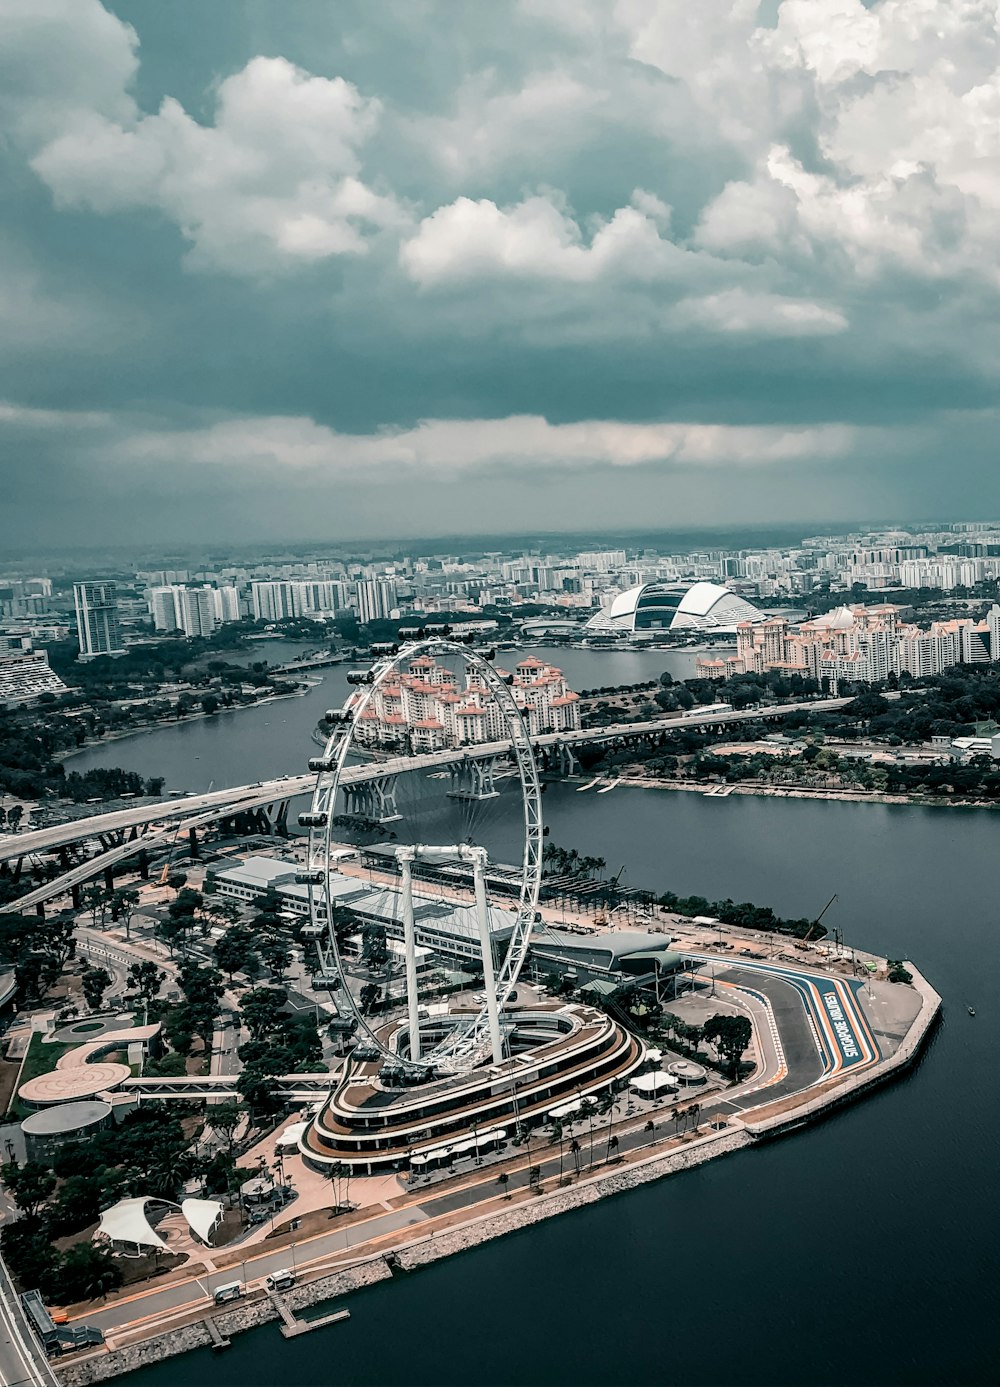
8, 1033, 73, 1119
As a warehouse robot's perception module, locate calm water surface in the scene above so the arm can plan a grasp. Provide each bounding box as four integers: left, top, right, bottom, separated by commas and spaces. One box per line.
88, 652, 995, 1387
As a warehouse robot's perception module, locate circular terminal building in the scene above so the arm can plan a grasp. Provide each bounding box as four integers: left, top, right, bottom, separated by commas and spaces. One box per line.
21, 1099, 112, 1161
301, 999, 643, 1174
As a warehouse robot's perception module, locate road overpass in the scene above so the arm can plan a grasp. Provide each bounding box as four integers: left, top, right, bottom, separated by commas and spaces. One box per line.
0, 695, 851, 876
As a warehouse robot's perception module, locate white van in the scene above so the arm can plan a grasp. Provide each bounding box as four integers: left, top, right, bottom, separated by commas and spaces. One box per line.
265, 1269, 296, 1292
213, 1281, 243, 1304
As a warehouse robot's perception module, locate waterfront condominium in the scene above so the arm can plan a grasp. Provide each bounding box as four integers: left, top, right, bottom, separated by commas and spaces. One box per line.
73, 581, 125, 660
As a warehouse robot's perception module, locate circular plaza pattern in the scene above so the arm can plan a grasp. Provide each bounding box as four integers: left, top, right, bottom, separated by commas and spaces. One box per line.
19, 1061, 131, 1107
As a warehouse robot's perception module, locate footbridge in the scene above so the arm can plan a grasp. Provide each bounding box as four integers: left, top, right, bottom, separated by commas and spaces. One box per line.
0, 696, 850, 906
122, 1071, 338, 1102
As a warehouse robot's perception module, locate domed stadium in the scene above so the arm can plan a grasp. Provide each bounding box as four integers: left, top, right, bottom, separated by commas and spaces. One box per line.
584, 580, 763, 635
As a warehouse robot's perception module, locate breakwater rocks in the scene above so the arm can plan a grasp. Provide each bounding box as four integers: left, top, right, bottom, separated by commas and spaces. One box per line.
396, 1128, 752, 1272
54, 1261, 391, 1386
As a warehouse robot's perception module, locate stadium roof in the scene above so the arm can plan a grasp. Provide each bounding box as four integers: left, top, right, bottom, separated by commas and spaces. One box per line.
585, 580, 763, 635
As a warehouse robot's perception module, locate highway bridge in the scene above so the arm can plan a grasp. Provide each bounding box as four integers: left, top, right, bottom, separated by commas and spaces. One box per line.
0, 696, 851, 911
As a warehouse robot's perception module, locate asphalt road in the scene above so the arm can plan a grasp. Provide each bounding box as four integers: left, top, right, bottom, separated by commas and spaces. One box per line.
0, 1257, 57, 1387
76, 1207, 429, 1334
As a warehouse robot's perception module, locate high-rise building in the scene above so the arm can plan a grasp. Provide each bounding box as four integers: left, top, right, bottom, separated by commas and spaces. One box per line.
355, 579, 398, 625
151, 584, 232, 635
73, 581, 125, 659
212, 585, 242, 624
176, 587, 217, 638
149, 586, 181, 631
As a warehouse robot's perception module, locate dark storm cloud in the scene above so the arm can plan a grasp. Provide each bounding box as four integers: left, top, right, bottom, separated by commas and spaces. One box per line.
1, 0, 999, 547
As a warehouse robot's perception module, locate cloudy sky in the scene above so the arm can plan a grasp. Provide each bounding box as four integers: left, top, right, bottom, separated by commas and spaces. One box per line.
2, 0, 999, 548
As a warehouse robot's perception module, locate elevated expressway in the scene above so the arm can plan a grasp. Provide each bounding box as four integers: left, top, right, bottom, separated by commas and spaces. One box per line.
0, 695, 851, 898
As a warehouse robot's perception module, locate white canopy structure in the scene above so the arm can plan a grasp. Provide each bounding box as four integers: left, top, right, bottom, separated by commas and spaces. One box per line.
276, 1121, 307, 1151
181, 1197, 223, 1245
629, 1071, 680, 1096
97, 1197, 167, 1254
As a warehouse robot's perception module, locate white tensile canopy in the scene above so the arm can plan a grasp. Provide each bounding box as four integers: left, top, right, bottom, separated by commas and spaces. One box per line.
629, 1071, 679, 1095
97, 1197, 167, 1252
181, 1197, 224, 1244
276, 1121, 307, 1151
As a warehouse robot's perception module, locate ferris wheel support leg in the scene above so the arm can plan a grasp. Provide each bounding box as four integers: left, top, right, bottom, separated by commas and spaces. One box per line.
474, 857, 504, 1066
400, 857, 421, 1063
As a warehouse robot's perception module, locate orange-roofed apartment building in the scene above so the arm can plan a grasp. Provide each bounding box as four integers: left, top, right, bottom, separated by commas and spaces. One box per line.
696, 604, 996, 692
352, 655, 581, 750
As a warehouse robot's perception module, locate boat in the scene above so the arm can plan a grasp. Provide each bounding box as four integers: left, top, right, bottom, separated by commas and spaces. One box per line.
968, 1006, 976, 1017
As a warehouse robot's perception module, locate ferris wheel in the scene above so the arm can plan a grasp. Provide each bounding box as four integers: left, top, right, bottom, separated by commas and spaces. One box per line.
298, 637, 543, 1077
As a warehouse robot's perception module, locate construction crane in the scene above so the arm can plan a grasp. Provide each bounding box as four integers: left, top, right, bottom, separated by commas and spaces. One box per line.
158, 780, 213, 885
796, 892, 838, 948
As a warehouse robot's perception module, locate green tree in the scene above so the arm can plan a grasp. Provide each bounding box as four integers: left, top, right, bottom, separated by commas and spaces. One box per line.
209, 1099, 244, 1157
1, 1161, 56, 1219
125, 959, 164, 1005
110, 886, 140, 938
258, 933, 292, 981
44, 1243, 123, 1305
237, 1062, 280, 1118
579, 1096, 598, 1169
496, 1170, 510, 1199
239, 986, 288, 1040
359, 981, 381, 1014
548, 1119, 566, 1184
0, 1220, 58, 1288
81, 882, 111, 930
701, 1014, 753, 1079
46, 1173, 105, 1236
361, 923, 388, 970
214, 925, 257, 982
81, 965, 112, 1011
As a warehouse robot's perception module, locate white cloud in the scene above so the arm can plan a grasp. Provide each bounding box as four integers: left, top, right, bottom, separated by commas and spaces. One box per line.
0, 0, 139, 144
29, 56, 401, 276
400, 191, 681, 286
674, 288, 847, 336
0, 401, 112, 429
121, 411, 857, 473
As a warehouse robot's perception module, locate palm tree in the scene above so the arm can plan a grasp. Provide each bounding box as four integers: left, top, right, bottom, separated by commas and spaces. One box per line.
598, 1090, 617, 1164
496, 1171, 510, 1199
324, 1161, 343, 1213
606, 1135, 620, 1164
580, 1097, 598, 1169
569, 1138, 582, 1176
548, 1119, 566, 1184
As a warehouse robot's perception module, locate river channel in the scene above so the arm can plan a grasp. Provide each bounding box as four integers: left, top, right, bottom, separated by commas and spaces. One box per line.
74, 649, 996, 1387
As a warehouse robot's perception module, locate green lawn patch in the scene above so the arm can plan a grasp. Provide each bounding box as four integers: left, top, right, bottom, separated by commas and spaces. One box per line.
7, 1033, 74, 1120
